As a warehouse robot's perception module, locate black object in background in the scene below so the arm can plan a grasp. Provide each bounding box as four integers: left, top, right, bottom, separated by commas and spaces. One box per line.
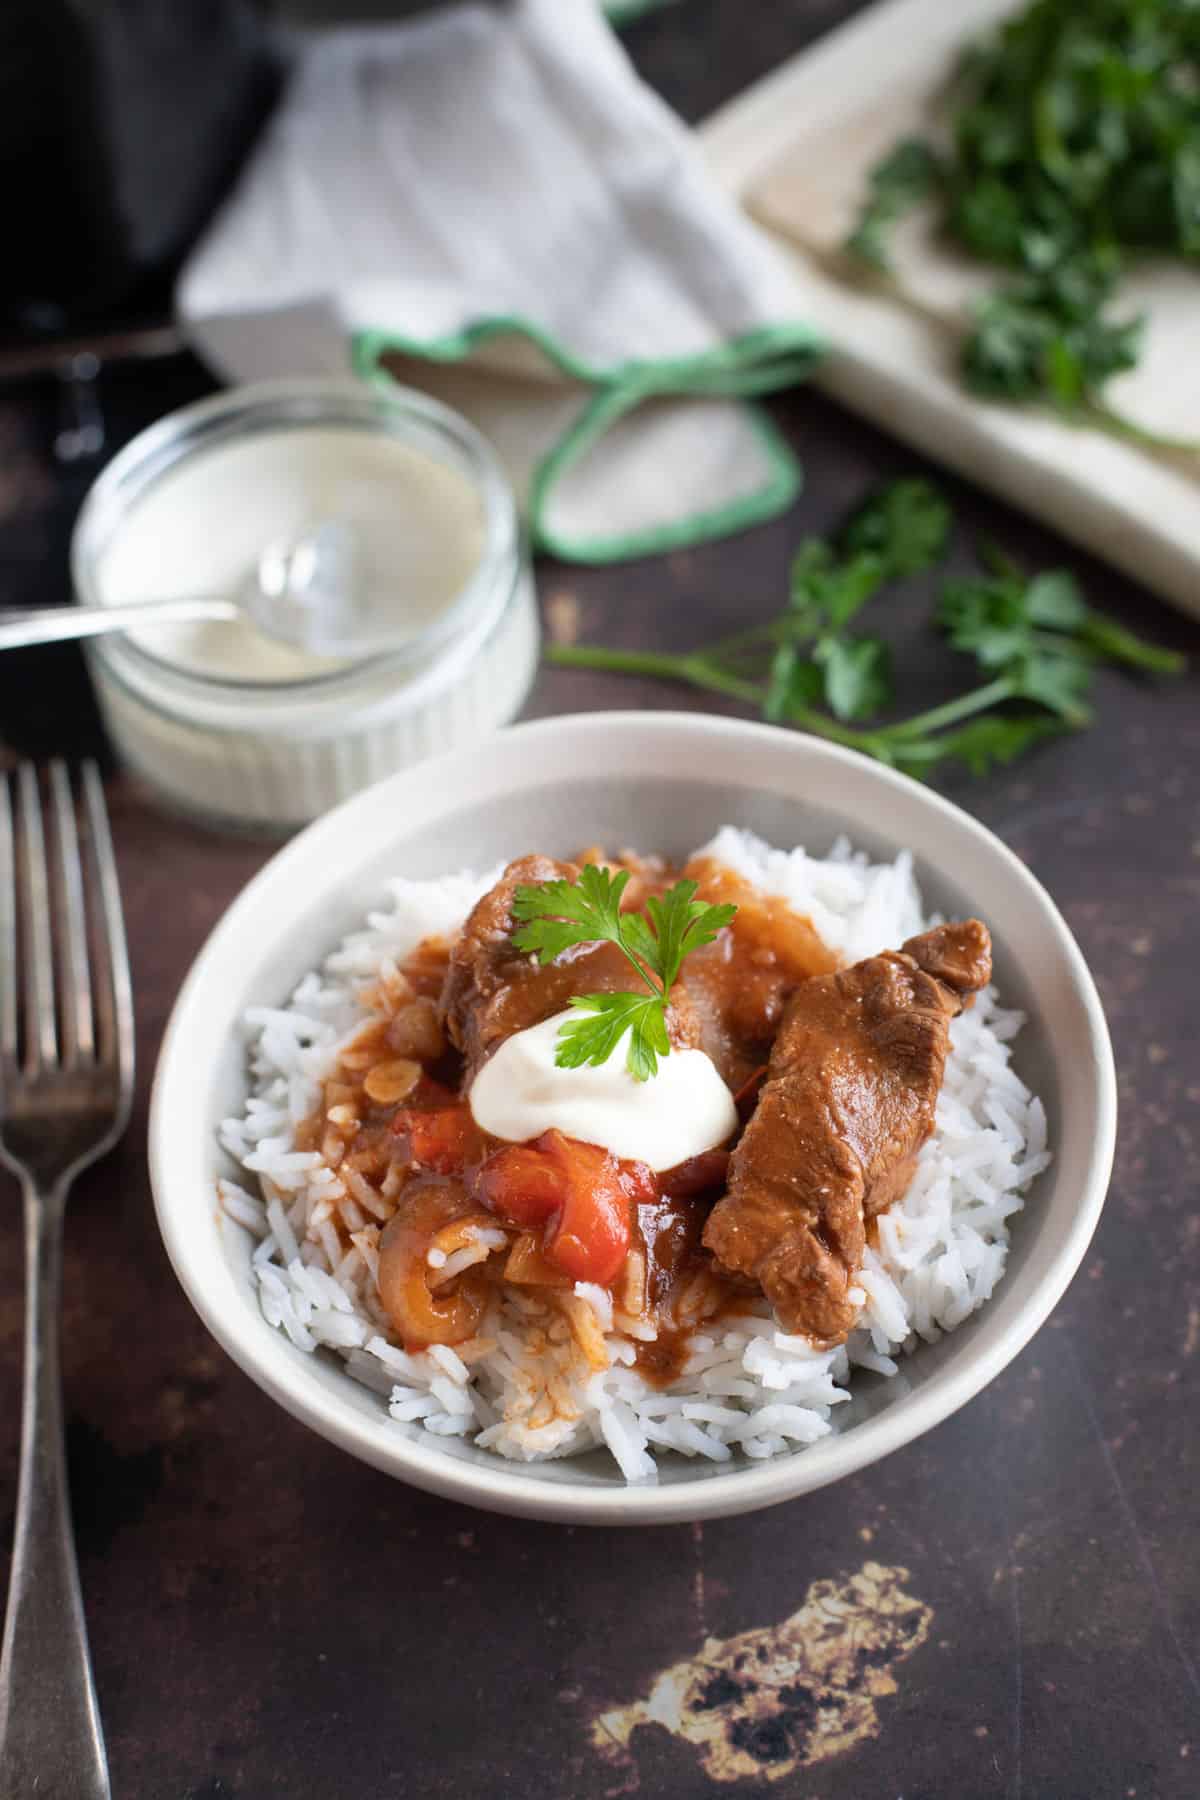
1, 0, 280, 335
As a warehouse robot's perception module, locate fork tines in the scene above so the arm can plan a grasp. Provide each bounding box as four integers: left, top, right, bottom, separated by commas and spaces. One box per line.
0, 762, 133, 1087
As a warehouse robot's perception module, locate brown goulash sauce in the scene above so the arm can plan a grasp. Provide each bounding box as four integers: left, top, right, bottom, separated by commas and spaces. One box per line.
295, 856, 840, 1386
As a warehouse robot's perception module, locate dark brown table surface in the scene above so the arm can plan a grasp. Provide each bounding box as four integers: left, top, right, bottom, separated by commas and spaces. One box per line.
2, 5, 1199, 1796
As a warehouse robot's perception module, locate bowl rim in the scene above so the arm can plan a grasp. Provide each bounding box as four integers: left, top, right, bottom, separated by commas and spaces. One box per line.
149, 710, 1117, 1524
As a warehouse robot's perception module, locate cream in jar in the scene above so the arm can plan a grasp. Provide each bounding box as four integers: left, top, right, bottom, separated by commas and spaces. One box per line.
72, 381, 538, 833
94, 428, 487, 680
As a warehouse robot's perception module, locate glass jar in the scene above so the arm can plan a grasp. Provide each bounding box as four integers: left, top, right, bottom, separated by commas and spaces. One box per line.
71, 380, 539, 833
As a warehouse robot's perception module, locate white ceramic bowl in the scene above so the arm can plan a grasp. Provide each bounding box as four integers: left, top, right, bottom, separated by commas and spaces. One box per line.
149, 712, 1116, 1524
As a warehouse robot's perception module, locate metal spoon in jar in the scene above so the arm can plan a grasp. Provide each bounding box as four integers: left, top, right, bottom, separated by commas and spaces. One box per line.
0, 523, 366, 659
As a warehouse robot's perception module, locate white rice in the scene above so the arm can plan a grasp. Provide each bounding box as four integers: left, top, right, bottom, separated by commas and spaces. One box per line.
219, 828, 1050, 1483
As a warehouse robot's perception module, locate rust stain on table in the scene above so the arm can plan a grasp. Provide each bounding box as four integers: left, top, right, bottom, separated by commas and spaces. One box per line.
592, 1560, 931, 1785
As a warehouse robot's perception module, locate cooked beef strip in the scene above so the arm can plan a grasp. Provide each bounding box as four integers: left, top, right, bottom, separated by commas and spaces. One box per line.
702, 920, 993, 1348
896, 920, 993, 996
440, 854, 700, 1080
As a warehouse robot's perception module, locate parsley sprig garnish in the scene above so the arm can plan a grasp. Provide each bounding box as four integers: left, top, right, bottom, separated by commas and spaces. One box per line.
510, 865, 736, 1082
546, 478, 1183, 780
845, 0, 1200, 452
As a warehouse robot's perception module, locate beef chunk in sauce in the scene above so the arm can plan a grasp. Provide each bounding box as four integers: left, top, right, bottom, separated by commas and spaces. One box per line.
676, 860, 842, 1092
703, 920, 992, 1348
440, 854, 699, 1079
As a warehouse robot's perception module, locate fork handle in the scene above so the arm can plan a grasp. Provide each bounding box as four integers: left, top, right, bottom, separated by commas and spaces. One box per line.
0, 1178, 110, 1800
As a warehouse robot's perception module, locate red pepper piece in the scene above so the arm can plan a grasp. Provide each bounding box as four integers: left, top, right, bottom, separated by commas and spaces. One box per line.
474, 1129, 642, 1286
393, 1103, 485, 1175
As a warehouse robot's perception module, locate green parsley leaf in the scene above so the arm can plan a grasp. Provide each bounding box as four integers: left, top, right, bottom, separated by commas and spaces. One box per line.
788, 540, 887, 631
678, 893, 739, 964
841, 478, 953, 579
511, 863, 629, 963
1022, 569, 1087, 631
555, 993, 668, 1083
1010, 654, 1093, 725
823, 554, 889, 630
814, 636, 893, 722
886, 714, 1069, 778
788, 538, 835, 615
938, 555, 1177, 708
642, 879, 699, 987
764, 644, 823, 724
1174, 134, 1200, 255
939, 573, 1031, 666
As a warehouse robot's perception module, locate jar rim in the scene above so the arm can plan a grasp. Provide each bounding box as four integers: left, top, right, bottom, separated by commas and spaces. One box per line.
70, 378, 519, 701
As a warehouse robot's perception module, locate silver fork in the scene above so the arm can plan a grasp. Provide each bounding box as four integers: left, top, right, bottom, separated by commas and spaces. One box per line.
0, 763, 134, 1800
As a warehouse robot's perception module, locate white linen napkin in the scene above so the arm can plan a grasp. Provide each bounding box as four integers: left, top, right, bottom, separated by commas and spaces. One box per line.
177, 0, 820, 562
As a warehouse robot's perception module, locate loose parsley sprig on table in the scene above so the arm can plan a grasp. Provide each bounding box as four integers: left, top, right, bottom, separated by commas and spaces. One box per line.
546, 478, 1184, 780
510, 865, 735, 1082
844, 0, 1200, 452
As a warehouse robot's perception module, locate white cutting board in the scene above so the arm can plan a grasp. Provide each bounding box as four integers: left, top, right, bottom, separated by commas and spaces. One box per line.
696, 0, 1200, 619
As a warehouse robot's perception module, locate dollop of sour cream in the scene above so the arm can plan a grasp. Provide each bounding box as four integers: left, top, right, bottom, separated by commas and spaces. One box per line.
468, 1010, 738, 1173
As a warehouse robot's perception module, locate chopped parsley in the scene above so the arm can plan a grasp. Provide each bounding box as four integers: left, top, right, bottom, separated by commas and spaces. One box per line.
845, 0, 1200, 450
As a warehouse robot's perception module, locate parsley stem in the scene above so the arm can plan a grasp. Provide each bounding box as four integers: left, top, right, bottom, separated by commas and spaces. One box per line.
706, 621, 793, 659
876, 677, 1017, 741
1022, 624, 1182, 674
1026, 633, 1098, 663
546, 644, 685, 680
547, 644, 764, 705
1083, 403, 1200, 459
781, 707, 879, 752
549, 649, 1023, 752
681, 659, 765, 704
612, 939, 663, 1000
788, 685, 1033, 760
1079, 614, 1186, 675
